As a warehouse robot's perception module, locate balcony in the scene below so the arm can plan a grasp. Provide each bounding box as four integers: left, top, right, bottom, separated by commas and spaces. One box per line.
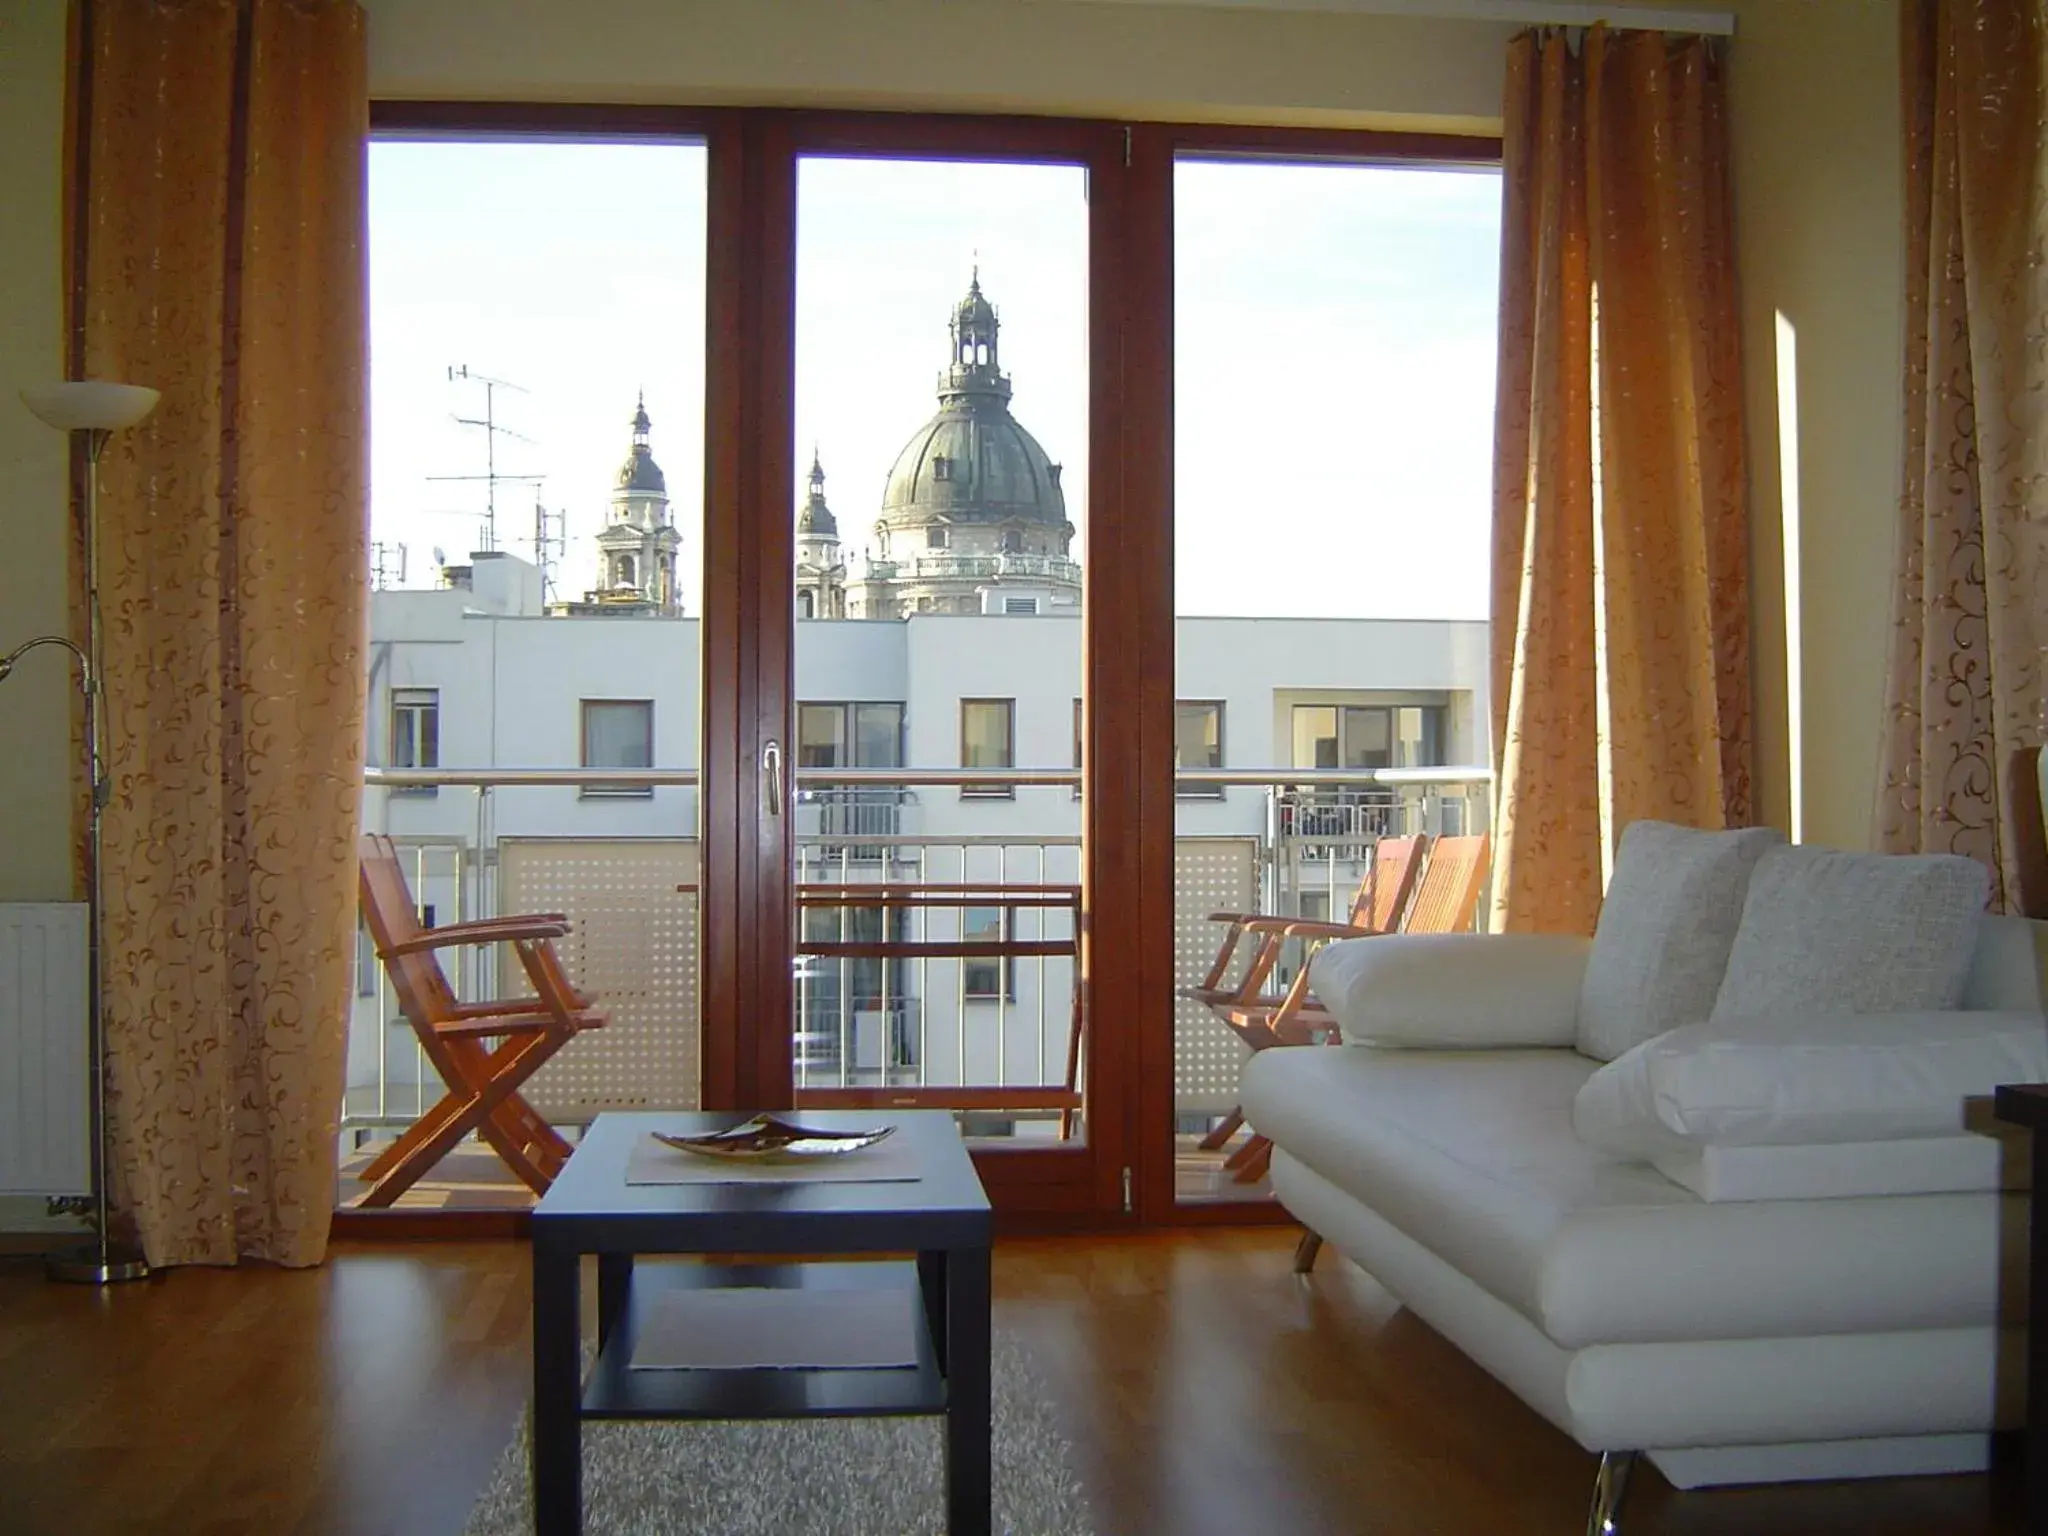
342, 764, 1489, 1208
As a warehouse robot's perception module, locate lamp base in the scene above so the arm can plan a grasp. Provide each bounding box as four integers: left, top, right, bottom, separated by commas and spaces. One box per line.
45, 1240, 152, 1285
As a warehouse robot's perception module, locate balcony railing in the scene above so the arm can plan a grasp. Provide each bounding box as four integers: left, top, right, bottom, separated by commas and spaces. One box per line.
349, 764, 1490, 1154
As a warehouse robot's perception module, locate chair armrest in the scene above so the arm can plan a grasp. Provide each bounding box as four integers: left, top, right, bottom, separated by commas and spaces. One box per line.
1310, 932, 1590, 1049
1242, 916, 1392, 940
383, 916, 570, 955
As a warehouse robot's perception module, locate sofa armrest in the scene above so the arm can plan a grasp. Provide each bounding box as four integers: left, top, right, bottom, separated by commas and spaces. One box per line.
1309, 932, 1590, 1049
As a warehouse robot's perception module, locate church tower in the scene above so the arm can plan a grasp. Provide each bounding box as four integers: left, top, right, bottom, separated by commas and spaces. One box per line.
584, 394, 683, 615
794, 450, 847, 619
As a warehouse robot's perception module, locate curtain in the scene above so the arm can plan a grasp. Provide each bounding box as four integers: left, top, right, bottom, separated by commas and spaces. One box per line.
75, 0, 368, 1267
1490, 26, 1751, 934
1877, 0, 2048, 911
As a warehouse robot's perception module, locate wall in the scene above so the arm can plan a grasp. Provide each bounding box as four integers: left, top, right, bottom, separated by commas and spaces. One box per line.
1726, 0, 1903, 848
0, 1, 74, 903
361, 0, 1513, 130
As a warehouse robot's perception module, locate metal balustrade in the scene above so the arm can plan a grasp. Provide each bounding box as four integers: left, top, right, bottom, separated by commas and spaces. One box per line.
346, 765, 1491, 1156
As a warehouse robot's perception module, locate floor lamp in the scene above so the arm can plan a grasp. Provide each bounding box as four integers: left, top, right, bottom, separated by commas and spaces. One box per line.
13, 380, 159, 1285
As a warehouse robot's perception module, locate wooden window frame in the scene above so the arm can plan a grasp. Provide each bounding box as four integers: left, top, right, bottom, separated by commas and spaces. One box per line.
354, 100, 1499, 1236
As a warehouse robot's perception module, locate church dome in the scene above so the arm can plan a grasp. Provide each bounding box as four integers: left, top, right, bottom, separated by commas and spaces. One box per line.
615, 394, 666, 496
878, 274, 1067, 532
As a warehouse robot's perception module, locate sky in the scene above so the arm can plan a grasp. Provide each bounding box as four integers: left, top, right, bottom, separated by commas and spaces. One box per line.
368, 142, 1500, 620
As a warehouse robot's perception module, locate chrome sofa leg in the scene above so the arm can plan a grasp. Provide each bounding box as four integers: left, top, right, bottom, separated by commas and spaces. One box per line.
1292, 1229, 1323, 1274
1585, 1451, 1636, 1536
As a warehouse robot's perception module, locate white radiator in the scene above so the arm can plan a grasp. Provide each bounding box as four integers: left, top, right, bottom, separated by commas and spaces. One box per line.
0, 903, 90, 1195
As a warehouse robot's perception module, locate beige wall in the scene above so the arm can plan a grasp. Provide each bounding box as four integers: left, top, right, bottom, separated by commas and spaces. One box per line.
362, 0, 1513, 129
1727, 0, 1902, 848
0, 0, 1907, 905
0, 0, 76, 903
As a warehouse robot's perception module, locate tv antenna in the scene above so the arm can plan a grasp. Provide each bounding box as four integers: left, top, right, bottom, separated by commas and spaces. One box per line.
368, 540, 408, 590
430, 365, 541, 553
530, 494, 566, 606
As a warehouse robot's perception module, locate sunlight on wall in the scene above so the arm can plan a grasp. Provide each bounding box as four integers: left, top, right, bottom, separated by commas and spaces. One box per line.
1774, 309, 1803, 845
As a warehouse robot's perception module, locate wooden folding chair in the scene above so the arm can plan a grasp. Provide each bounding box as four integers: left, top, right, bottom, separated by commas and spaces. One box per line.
1210, 833, 1491, 1183
1178, 834, 1428, 1164
353, 833, 606, 1208
1180, 834, 1428, 1012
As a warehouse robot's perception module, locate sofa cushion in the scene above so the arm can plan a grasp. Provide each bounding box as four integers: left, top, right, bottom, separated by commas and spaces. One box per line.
1241, 1045, 2009, 1347
1711, 846, 1989, 1020
1647, 1136, 2004, 1202
1576, 821, 1784, 1062
1313, 932, 1588, 1049
1572, 1009, 2048, 1153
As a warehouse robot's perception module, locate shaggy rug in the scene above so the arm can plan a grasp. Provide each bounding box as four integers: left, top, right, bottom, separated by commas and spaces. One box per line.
462, 1331, 1096, 1536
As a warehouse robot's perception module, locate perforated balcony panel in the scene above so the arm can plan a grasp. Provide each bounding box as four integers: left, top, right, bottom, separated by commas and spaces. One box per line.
498, 838, 700, 1118
1174, 837, 1258, 1115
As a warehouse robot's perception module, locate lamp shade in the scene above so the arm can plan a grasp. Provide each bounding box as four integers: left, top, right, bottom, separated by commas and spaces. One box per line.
22, 381, 160, 433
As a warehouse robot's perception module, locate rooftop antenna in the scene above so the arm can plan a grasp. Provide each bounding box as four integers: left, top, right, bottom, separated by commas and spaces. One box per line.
431, 365, 541, 553
531, 494, 566, 605
368, 540, 408, 590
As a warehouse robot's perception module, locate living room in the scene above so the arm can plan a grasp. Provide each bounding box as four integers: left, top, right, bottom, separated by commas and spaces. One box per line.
2, 1, 2042, 1533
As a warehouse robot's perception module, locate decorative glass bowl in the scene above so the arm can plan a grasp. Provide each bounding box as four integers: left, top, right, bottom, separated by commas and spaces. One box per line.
652, 1115, 896, 1162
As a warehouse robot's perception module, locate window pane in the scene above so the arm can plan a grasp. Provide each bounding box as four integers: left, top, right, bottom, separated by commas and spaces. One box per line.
962, 905, 1004, 998
961, 701, 1013, 768
853, 703, 903, 767
1293, 705, 1339, 770
1175, 156, 1500, 1208
583, 700, 652, 767
1342, 706, 1392, 770
1174, 702, 1222, 770
799, 703, 847, 768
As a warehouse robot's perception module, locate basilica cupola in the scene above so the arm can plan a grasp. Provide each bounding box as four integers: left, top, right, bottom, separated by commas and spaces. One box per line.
845, 270, 1079, 620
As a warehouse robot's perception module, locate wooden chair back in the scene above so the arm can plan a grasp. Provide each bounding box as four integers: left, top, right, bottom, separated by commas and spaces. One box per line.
1400, 834, 1490, 934
1343, 834, 1428, 933
358, 833, 461, 1025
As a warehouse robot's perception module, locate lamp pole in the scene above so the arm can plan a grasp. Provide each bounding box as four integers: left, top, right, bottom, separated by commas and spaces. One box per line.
16, 382, 159, 1284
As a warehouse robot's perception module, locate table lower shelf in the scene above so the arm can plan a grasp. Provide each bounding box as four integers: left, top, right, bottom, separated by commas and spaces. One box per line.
581, 1259, 949, 1421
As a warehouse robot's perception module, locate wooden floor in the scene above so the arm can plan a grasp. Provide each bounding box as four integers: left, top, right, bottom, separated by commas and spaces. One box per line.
0, 1231, 2024, 1536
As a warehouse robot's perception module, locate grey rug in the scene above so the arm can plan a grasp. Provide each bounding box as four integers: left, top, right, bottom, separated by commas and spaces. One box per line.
463, 1332, 1096, 1536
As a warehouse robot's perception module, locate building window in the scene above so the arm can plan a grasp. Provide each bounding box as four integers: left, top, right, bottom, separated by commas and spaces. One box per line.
1003, 596, 1038, 615
1175, 700, 1224, 798
581, 699, 654, 797
1290, 704, 1446, 773
798, 702, 904, 768
962, 905, 1013, 1000
798, 590, 814, 618
932, 455, 952, 481
1002, 530, 1022, 553
356, 916, 380, 998
390, 687, 439, 768
926, 526, 948, 549
616, 554, 637, 587
960, 698, 1014, 799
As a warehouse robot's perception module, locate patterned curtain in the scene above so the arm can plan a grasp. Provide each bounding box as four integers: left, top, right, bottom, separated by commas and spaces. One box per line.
1877, 0, 2048, 912
74, 0, 368, 1267
1490, 26, 1751, 934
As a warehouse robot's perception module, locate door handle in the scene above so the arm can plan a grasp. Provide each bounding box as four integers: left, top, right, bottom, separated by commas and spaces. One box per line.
762, 739, 784, 817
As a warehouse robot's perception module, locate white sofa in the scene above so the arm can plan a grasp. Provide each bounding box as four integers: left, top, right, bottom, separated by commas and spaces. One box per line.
1239, 824, 2048, 1530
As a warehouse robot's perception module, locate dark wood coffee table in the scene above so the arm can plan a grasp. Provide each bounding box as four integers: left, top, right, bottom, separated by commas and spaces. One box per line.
529, 1110, 992, 1535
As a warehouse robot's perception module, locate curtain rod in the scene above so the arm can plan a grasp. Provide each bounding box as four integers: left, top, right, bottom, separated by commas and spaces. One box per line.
1046, 0, 1736, 36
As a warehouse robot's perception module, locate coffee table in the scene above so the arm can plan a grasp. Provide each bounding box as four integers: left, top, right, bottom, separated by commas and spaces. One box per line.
529, 1109, 993, 1535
